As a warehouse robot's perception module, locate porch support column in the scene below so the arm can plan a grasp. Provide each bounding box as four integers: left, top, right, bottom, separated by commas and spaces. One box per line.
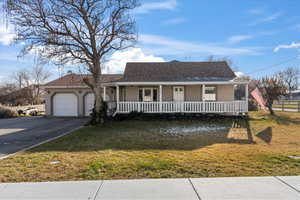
245, 84, 248, 112
116, 85, 119, 112
103, 86, 106, 101
159, 85, 162, 112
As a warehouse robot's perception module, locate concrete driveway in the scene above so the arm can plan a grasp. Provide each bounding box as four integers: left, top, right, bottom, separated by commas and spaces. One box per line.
0, 117, 88, 158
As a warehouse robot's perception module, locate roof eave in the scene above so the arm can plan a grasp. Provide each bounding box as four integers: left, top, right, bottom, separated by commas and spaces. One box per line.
42, 85, 90, 89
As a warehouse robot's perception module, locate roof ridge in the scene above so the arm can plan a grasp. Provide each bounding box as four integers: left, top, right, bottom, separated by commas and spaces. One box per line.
126, 61, 227, 64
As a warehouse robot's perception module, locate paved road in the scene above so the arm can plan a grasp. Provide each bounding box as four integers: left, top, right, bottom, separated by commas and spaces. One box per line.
0, 176, 299, 199
0, 117, 88, 158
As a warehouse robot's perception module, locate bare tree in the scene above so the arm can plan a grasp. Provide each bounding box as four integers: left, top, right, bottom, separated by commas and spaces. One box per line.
13, 69, 30, 89
4, 0, 138, 123
30, 65, 51, 104
10, 65, 51, 104
255, 76, 287, 115
205, 55, 238, 71
276, 67, 299, 99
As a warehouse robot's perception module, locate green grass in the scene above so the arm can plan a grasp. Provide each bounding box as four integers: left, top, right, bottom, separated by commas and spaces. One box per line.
0, 111, 300, 182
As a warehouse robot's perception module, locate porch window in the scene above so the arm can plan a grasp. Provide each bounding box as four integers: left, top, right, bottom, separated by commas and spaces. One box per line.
204, 86, 216, 101
138, 88, 158, 102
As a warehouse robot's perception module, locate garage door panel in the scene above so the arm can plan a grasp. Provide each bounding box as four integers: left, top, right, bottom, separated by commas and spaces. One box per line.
85, 93, 95, 116
53, 93, 78, 116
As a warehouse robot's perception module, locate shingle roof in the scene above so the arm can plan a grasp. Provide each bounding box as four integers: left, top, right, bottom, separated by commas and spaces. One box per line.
44, 74, 123, 87
117, 61, 236, 82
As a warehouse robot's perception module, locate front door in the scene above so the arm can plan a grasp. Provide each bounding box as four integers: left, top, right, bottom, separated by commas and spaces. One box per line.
173, 86, 184, 101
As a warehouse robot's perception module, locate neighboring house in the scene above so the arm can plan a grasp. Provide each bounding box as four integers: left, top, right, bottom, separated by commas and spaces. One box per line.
286, 90, 300, 100
279, 89, 300, 101
44, 61, 249, 117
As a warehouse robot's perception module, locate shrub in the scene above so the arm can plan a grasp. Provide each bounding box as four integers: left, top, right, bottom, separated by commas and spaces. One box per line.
0, 105, 17, 118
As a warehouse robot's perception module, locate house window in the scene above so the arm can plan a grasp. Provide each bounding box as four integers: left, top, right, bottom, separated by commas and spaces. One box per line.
139, 89, 143, 101
138, 88, 158, 102
144, 89, 152, 101
204, 86, 216, 101
153, 89, 158, 101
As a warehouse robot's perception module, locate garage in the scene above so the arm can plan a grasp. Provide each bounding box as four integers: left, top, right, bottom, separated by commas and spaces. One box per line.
53, 93, 78, 116
85, 93, 95, 116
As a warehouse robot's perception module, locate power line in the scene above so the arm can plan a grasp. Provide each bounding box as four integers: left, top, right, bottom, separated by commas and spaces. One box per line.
246, 55, 299, 75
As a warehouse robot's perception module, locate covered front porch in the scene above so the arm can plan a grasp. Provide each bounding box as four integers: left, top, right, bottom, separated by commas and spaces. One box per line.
104, 81, 249, 115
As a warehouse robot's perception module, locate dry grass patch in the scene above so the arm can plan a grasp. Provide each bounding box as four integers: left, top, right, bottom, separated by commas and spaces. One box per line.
0, 111, 300, 182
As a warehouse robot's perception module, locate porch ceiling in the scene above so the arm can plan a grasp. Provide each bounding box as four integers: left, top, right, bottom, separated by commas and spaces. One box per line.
103, 80, 249, 86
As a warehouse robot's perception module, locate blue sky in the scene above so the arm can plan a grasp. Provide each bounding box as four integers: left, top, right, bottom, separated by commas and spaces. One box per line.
1, 0, 300, 82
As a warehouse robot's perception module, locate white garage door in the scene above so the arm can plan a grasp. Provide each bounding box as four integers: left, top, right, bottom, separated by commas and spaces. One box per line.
53, 93, 78, 116
85, 93, 110, 116
85, 93, 95, 116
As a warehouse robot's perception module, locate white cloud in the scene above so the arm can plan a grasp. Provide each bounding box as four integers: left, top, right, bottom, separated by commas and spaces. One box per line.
162, 17, 186, 25
274, 42, 300, 52
235, 71, 245, 77
135, 0, 177, 14
227, 35, 253, 44
139, 34, 257, 56
248, 8, 265, 15
250, 12, 283, 26
104, 48, 165, 74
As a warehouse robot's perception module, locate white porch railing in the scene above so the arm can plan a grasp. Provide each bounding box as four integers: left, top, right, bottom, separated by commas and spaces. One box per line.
116, 101, 248, 114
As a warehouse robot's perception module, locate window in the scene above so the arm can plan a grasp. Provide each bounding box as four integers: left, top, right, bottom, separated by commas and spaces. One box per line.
205, 86, 216, 94
153, 89, 158, 101
204, 86, 216, 101
139, 89, 143, 101
144, 89, 152, 101
138, 88, 158, 102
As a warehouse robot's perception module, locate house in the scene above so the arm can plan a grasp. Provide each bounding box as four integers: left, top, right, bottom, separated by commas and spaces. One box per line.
44, 61, 249, 117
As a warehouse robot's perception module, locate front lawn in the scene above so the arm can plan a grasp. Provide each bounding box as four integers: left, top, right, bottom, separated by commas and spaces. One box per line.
1, 111, 300, 182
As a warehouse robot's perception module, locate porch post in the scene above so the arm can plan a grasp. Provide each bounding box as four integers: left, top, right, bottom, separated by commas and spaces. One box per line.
116, 85, 119, 112
159, 85, 162, 112
245, 84, 248, 112
103, 86, 106, 101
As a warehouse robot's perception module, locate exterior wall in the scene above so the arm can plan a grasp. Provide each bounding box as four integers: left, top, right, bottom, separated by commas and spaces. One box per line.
185, 85, 202, 101
125, 86, 139, 101
45, 84, 236, 116
121, 85, 234, 102
45, 87, 114, 116
217, 85, 234, 101
162, 86, 173, 101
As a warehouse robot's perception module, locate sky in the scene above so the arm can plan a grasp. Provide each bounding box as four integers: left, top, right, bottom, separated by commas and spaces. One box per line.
1, 0, 300, 83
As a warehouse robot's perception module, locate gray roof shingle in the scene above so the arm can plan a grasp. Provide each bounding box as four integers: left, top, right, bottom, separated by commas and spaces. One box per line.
44, 74, 123, 86
117, 61, 236, 82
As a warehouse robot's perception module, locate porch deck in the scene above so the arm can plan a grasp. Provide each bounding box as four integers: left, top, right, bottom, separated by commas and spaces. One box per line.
115, 101, 248, 114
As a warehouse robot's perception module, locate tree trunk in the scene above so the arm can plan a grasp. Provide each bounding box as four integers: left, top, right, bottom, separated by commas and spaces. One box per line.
92, 84, 104, 124
267, 105, 275, 115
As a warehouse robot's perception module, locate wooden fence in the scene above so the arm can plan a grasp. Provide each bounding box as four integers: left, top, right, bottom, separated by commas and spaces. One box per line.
273, 101, 300, 112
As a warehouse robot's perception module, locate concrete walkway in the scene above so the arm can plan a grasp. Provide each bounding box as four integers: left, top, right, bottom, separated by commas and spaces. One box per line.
0, 176, 299, 200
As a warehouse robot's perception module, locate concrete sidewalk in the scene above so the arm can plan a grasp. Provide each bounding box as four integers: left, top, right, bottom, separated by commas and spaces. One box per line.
0, 176, 299, 200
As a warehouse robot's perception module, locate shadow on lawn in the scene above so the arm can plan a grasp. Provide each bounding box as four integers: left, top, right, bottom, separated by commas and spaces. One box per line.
256, 127, 272, 144
28, 117, 257, 152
